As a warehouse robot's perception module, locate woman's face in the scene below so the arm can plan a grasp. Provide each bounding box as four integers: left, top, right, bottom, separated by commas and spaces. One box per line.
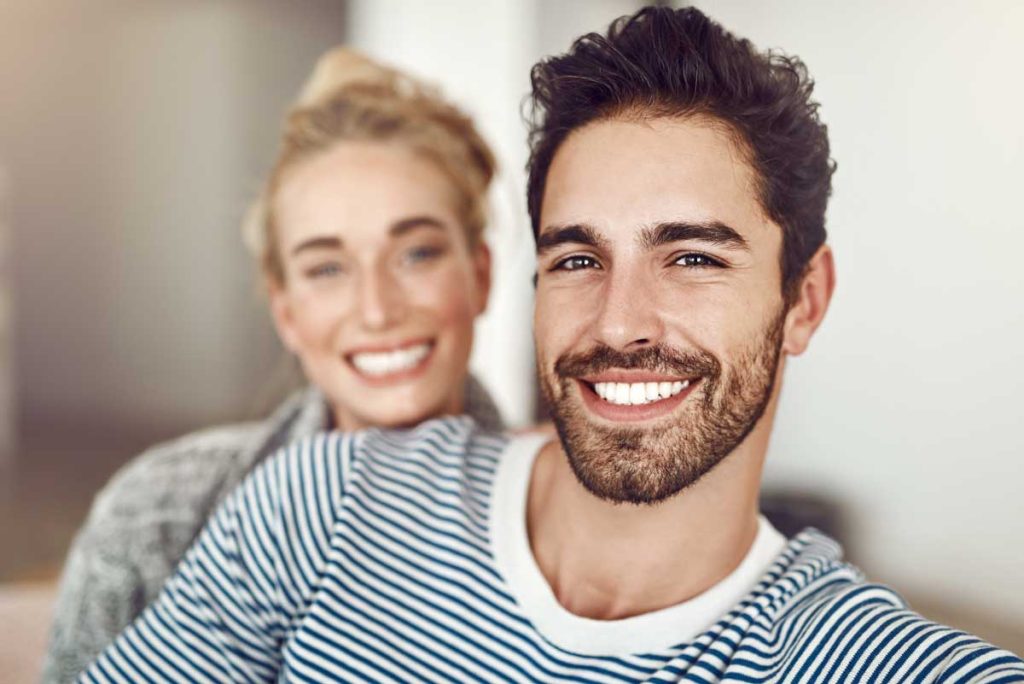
269, 141, 490, 431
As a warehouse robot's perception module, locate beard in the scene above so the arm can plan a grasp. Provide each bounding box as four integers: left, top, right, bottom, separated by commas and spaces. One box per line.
539, 310, 786, 505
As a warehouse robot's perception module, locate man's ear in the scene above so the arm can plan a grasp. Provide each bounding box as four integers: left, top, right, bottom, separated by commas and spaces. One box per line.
472, 241, 492, 316
267, 278, 301, 354
782, 245, 836, 356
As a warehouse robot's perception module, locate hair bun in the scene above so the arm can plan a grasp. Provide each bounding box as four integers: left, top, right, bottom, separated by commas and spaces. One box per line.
296, 47, 408, 107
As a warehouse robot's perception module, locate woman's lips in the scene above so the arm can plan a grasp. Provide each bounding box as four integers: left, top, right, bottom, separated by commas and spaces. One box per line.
345, 339, 435, 385
576, 376, 700, 422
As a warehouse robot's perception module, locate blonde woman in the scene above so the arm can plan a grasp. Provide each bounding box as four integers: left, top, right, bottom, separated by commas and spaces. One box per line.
43, 48, 502, 682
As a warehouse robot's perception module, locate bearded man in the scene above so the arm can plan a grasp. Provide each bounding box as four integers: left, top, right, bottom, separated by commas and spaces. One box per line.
81, 7, 1023, 683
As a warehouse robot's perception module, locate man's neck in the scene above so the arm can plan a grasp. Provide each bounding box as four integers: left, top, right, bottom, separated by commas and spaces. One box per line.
526, 422, 771, 621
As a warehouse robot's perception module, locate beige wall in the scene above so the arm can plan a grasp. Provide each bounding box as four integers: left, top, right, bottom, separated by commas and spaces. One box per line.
0, 163, 12, 461
0, 1, 347, 439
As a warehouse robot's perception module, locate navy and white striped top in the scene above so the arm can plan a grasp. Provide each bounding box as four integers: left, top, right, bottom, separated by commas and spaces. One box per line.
81, 417, 1024, 683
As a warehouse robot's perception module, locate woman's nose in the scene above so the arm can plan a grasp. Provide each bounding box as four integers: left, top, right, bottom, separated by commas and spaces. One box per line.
357, 265, 405, 330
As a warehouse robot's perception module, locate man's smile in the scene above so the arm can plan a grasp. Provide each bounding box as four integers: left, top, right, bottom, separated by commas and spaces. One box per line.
575, 371, 702, 422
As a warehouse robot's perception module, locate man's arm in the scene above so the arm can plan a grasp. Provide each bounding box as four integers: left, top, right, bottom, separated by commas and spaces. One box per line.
77, 432, 347, 683
77, 459, 291, 682
42, 524, 152, 683
41, 428, 262, 683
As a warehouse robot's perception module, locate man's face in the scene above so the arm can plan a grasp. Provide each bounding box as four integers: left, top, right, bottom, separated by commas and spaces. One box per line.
534, 116, 789, 505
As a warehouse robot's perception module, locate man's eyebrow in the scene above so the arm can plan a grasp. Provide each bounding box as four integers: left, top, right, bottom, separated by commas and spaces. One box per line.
536, 224, 609, 254
638, 221, 749, 251
390, 215, 447, 237
291, 236, 342, 255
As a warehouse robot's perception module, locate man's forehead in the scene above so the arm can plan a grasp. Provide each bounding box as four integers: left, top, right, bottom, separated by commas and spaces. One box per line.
540, 116, 771, 244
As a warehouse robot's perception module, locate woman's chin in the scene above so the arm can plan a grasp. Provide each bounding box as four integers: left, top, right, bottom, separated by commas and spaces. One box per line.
331, 391, 455, 432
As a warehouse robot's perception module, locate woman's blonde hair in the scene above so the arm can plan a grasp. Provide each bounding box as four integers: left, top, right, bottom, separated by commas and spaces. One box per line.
243, 48, 496, 283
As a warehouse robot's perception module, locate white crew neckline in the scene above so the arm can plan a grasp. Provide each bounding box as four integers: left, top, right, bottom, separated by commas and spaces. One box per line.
490, 434, 787, 657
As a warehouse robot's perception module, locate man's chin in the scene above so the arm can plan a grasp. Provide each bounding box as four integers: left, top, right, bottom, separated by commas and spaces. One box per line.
551, 414, 696, 505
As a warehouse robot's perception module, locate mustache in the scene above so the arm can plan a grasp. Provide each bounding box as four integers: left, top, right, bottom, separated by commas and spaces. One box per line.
554, 343, 720, 380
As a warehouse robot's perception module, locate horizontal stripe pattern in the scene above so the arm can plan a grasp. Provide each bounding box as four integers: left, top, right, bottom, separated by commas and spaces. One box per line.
81, 417, 1024, 683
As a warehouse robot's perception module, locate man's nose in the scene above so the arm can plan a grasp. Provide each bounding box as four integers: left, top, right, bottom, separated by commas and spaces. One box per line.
356, 265, 405, 330
593, 266, 665, 351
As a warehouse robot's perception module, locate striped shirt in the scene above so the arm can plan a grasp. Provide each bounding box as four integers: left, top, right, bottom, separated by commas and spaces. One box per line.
80, 417, 1024, 683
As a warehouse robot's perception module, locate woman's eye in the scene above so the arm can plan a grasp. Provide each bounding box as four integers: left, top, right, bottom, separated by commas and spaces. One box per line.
305, 262, 344, 279
674, 253, 723, 268
553, 255, 601, 271
403, 244, 445, 265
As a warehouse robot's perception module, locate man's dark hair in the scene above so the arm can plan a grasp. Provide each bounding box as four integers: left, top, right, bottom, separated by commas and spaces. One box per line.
526, 6, 835, 297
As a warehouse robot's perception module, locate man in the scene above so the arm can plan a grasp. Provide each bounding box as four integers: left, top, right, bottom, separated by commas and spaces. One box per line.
81, 7, 1023, 683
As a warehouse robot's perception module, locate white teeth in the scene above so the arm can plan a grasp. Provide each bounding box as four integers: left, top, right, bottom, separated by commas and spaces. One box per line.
351, 343, 430, 377
592, 379, 691, 406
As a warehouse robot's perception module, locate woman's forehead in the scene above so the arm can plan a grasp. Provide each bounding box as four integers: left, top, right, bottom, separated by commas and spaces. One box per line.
274, 142, 463, 250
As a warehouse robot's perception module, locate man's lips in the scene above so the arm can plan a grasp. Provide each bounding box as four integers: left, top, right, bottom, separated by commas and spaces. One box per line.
573, 373, 702, 423
579, 370, 699, 384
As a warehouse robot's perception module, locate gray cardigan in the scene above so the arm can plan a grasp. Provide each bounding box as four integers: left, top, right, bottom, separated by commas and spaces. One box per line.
42, 380, 504, 683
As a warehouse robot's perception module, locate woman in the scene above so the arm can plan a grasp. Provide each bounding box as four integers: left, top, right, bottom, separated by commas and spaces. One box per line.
43, 48, 502, 682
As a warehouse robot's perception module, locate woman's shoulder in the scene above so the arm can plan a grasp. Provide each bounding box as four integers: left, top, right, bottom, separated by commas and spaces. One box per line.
89, 388, 328, 529
88, 422, 268, 530
60, 422, 279, 623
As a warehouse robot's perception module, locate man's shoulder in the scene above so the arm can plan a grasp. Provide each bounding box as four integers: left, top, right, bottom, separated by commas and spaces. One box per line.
760, 530, 1024, 682
330, 417, 511, 510
780, 585, 1024, 682
352, 416, 510, 469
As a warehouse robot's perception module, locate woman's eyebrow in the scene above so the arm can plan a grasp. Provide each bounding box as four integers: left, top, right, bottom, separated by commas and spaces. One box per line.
289, 216, 448, 256
638, 221, 749, 251
291, 235, 342, 255
390, 215, 447, 237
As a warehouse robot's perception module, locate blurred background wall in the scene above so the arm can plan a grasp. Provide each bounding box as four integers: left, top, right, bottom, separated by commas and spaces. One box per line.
0, 0, 348, 442
0, 0, 1021, 677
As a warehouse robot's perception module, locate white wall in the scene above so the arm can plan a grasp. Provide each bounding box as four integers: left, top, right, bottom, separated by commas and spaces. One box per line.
690, 0, 1024, 627
347, 0, 645, 427
347, 0, 537, 427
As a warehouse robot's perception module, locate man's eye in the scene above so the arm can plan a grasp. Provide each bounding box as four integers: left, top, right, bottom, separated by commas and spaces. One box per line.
305, 262, 344, 279
674, 253, 723, 268
553, 255, 601, 271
